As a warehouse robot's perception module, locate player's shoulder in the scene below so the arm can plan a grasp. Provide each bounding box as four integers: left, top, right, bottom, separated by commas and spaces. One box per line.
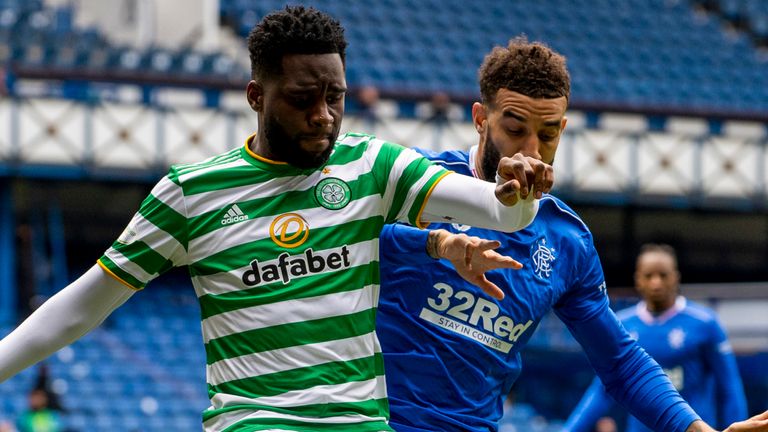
167, 146, 245, 185
535, 195, 592, 238
680, 299, 719, 324
416, 147, 470, 163
337, 131, 377, 147
338, 132, 422, 161
615, 303, 641, 322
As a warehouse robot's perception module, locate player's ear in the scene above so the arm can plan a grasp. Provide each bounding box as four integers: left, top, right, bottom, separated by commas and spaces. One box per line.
472, 102, 487, 135
246, 80, 264, 112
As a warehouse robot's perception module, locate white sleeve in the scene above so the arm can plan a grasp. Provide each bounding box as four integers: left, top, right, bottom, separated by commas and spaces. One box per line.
420, 172, 539, 232
0, 265, 135, 383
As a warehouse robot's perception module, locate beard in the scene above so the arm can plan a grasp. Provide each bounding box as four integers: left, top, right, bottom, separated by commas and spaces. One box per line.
479, 129, 502, 182
263, 117, 337, 169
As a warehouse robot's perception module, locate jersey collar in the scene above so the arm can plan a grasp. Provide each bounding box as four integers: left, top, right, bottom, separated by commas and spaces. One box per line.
637, 296, 686, 325
468, 145, 480, 179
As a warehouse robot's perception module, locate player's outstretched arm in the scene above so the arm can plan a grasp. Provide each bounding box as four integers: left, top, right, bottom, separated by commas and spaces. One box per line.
0, 265, 135, 383
686, 411, 768, 431
421, 155, 552, 233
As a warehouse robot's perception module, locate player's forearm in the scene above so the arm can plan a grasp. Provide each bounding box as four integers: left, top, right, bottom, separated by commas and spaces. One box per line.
0, 265, 134, 383
421, 173, 538, 232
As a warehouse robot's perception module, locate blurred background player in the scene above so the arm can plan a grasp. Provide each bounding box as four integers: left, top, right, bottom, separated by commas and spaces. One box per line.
376, 37, 767, 432
16, 388, 62, 432
563, 243, 748, 432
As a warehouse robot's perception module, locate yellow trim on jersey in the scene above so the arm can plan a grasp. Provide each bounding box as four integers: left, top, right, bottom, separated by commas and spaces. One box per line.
96, 259, 142, 291
244, 133, 288, 165
415, 170, 454, 229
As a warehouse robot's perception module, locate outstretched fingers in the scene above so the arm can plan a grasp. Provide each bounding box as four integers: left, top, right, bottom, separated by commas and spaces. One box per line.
474, 275, 505, 300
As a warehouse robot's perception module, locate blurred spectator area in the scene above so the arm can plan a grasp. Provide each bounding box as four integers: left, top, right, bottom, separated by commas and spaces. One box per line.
0, 0, 767, 118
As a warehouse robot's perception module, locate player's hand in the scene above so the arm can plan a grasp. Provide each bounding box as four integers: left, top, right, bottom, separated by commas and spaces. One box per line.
686, 412, 768, 432
721, 411, 768, 432
494, 153, 554, 206
433, 230, 522, 300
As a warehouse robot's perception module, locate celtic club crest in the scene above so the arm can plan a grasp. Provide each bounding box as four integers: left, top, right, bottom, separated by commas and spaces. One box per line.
315, 177, 351, 210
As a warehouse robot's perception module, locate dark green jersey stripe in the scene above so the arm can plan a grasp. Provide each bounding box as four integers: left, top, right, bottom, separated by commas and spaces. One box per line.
371, 141, 404, 202
386, 156, 442, 224
407, 169, 450, 226
182, 165, 292, 196
190, 216, 382, 278
205, 308, 376, 364
207, 399, 387, 431
137, 194, 188, 248
98, 256, 145, 289
169, 148, 242, 179
199, 262, 378, 319
220, 416, 390, 432
111, 240, 173, 277
210, 399, 384, 421
186, 175, 384, 241
209, 354, 383, 399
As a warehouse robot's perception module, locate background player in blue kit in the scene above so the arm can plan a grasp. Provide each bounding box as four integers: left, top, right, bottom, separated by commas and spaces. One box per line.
375, 37, 768, 432
563, 244, 748, 432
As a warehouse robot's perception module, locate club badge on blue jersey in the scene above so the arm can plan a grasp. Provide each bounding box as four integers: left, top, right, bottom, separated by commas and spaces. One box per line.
531, 237, 556, 280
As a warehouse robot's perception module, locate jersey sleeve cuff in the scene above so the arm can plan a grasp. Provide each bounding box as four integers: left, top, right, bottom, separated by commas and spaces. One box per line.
411, 170, 453, 229
97, 257, 145, 291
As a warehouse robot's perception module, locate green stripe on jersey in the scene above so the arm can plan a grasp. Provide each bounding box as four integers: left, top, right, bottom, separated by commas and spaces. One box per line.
205, 308, 376, 363
213, 399, 390, 432
221, 416, 390, 432
186, 172, 383, 241
111, 241, 174, 277
189, 215, 382, 278
137, 194, 187, 247
168, 148, 242, 180
199, 261, 378, 319
407, 169, 449, 225
98, 256, 145, 289
386, 154, 440, 224
208, 353, 385, 400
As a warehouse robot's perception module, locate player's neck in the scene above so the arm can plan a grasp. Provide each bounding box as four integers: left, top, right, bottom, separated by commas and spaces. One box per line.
646, 299, 675, 315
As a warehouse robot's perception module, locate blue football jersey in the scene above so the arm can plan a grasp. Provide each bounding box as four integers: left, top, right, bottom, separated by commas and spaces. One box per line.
377, 147, 699, 432
565, 298, 747, 432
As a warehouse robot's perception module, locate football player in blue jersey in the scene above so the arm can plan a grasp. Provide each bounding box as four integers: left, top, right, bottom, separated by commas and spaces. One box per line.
376, 37, 768, 432
563, 243, 748, 432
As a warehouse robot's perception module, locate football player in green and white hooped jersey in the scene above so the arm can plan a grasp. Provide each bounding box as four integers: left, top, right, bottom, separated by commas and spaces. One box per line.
0, 6, 554, 431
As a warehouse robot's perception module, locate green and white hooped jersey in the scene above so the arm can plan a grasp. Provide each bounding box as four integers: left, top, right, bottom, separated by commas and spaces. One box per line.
98, 132, 449, 431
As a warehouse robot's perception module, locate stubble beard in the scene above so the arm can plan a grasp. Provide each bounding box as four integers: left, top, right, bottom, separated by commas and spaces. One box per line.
480, 129, 502, 183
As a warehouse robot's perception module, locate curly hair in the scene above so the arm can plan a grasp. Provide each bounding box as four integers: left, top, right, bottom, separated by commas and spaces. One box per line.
247, 6, 347, 81
478, 36, 570, 106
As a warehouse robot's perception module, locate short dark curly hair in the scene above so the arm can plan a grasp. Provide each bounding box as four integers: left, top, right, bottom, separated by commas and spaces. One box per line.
478, 36, 570, 106
247, 6, 347, 81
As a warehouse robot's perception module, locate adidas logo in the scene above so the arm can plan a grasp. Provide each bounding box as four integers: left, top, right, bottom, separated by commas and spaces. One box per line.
221, 204, 249, 225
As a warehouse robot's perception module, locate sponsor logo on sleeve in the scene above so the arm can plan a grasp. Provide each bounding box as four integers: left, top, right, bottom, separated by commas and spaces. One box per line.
117, 222, 139, 245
